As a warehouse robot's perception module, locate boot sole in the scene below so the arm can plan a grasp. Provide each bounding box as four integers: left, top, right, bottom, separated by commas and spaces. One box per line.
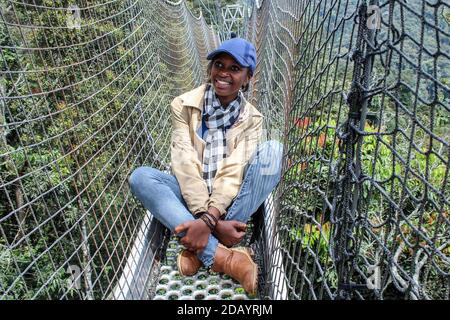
177, 250, 186, 276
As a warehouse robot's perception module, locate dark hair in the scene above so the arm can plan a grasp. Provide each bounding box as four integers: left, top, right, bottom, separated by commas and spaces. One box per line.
206, 60, 252, 93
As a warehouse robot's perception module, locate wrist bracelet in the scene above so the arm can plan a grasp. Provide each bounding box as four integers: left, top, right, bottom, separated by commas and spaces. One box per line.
204, 212, 219, 232
195, 212, 218, 232
204, 212, 218, 225
194, 211, 207, 219
200, 215, 215, 232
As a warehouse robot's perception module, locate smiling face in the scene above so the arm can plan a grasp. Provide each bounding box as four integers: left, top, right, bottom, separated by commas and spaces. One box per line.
209, 53, 251, 106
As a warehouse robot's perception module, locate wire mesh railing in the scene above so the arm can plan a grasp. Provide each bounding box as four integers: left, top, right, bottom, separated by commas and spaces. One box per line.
1, 0, 448, 300
0, 0, 217, 299
246, 0, 449, 300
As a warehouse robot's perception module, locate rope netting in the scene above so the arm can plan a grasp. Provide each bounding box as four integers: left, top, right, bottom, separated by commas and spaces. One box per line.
0, 0, 449, 300
0, 0, 217, 299
245, 0, 449, 299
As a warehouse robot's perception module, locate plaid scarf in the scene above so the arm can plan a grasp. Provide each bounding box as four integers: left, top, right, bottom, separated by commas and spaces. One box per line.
202, 84, 242, 194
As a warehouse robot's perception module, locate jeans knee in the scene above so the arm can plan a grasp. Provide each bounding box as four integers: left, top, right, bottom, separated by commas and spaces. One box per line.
268, 140, 283, 158
129, 166, 157, 194
259, 140, 283, 163
258, 140, 283, 176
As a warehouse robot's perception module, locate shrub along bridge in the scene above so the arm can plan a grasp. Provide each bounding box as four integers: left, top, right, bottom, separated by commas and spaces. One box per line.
0, 0, 448, 300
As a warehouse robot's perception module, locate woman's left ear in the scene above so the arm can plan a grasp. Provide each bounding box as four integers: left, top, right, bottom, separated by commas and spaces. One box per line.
242, 73, 251, 88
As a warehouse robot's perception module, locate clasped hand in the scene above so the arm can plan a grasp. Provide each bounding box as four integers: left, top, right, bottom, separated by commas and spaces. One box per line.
175, 219, 210, 254
213, 220, 247, 247
175, 219, 247, 254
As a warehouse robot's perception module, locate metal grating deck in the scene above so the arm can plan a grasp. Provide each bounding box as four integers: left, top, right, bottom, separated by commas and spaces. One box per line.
150, 238, 259, 300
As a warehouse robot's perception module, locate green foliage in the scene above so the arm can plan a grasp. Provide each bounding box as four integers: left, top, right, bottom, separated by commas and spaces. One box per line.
0, 0, 173, 299
281, 7, 449, 293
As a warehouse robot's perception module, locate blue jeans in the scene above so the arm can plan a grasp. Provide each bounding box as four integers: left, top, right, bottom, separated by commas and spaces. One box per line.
129, 140, 283, 267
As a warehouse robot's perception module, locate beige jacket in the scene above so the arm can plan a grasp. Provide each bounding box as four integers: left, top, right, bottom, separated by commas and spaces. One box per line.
170, 84, 263, 216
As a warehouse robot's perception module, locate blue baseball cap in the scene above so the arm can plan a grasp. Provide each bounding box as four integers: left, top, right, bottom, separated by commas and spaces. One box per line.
207, 38, 257, 74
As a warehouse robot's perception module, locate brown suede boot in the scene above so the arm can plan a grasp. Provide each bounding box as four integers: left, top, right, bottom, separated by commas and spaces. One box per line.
211, 245, 258, 295
177, 250, 202, 276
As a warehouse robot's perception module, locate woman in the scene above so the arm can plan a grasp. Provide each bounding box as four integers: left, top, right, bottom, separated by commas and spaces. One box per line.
129, 37, 283, 295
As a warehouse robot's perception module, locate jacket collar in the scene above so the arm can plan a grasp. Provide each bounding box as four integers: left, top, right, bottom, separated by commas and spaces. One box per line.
180, 84, 251, 112
180, 84, 207, 110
